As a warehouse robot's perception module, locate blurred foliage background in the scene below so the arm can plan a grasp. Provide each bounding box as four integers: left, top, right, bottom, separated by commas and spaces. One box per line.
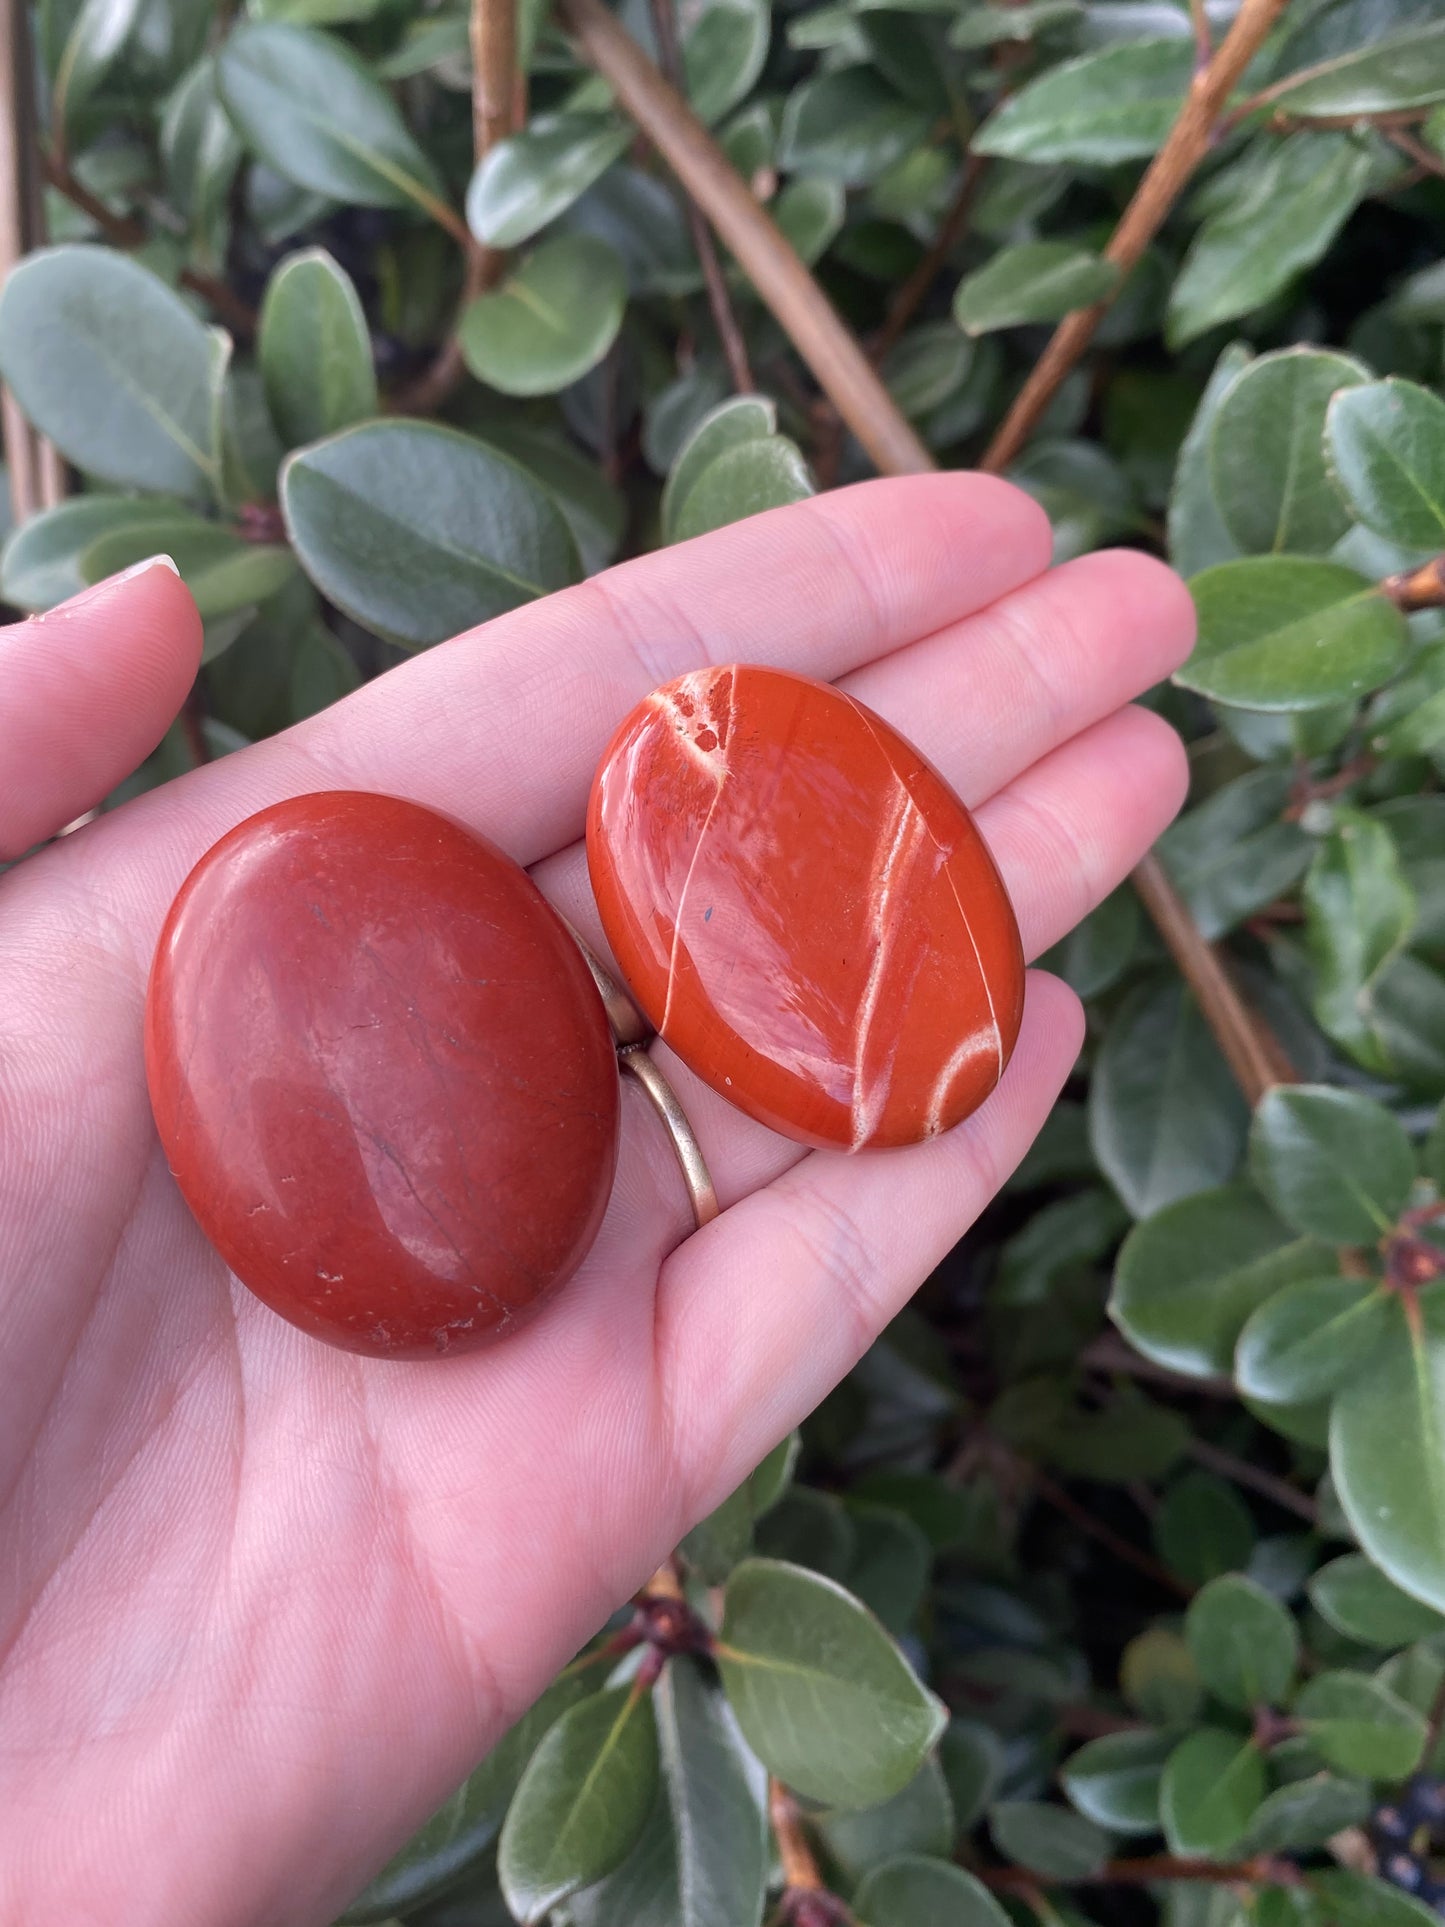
4, 0, 1445, 1917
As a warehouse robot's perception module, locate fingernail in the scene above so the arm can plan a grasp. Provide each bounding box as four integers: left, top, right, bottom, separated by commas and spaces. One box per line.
46, 554, 181, 616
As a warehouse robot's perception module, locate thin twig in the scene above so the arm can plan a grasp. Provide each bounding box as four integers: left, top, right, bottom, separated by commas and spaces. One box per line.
1031, 1468, 1195, 1601
981, 1852, 1298, 1893
1383, 552, 1445, 611
555, 0, 933, 475
1385, 127, 1445, 178
770, 1780, 825, 1892
980, 0, 1294, 474
0, 0, 39, 526
1186, 1435, 1319, 1524
646, 0, 753, 392
1131, 853, 1297, 1107
871, 151, 988, 364
1189, 0, 1212, 67
41, 154, 258, 336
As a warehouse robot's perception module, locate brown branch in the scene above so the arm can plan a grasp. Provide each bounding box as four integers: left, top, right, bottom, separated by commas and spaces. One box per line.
1185, 1435, 1318, 1524
770, 1780, 825, 1892
41, 154, 259, 336
1383, 553, 1445, 611
1030, 1468, 1195, 1601
646, 0, 753, 392
981, 1852, 1299, 1893
1189, 0, 1212, 66
979, 0, 1293, 475
554, 0, 933, 476
1131, 853, 1296, 1107
871, 151, 988, 364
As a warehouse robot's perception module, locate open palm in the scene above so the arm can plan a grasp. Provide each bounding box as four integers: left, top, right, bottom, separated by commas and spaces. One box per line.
0, 474, 1193, 1926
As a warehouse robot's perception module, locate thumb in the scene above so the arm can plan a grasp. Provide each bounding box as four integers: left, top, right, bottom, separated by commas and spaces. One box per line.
0, 556, 203, 860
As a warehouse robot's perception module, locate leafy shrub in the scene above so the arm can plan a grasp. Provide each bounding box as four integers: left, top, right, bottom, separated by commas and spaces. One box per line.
5, 0, 1445, 1918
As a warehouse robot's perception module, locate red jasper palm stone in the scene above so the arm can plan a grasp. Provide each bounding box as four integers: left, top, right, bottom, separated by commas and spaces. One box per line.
588, 664, 1025, 1151
145, 791, 619, 1358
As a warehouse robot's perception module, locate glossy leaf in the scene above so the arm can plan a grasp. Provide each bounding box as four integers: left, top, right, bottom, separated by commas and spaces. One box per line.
466, 114, 631, 249
0, 246, 221, 497
1263, 18, 1445, 115
217, 23, 447, 216
1244, 1774, 1372, 1853
1248, 1084, 1415, 1244
816, 1757, 953, 1879
670, 437, 814, 543
1235, 1277, 1392, 1406
989, 1802, 1110, 1879
1293, 1671, 1427, 1778
1326, 377, 1445, 548
1180, 558, 1407, 712
1156, 769, 1310, 941
1309, 1553, 1445, 1646
654, 1660, 766, 1927
1061, 1730, 1172, 1835
1088, 979, 1248, 1219
259, 248, 377, 449
460, 235, 627, 397
289, 623, 361, 721
953, 242, 1116, 336
1333, 1290, 1445, 1616
161, 56, 243, 274
1309, 1870, 1442, 1926
471, 421, 626, 577
1167, 341, 1252, 579
973, 39, 1192, 163
1185, 1574, 1299, 1711
773, 176, 846, 266
661, 395, 776, 537
854, 1856, 1011, 1927
0, 493, 193, 610
1303, 808, 1417, 1062
1160, 1729, 1266, 1857
715, 1558, 947, 1809
778, 68, 931, 183
497, 1685, 659, 1920
1209, 348, 1368, 556
1156, 1472, 1255, 1587
281, 420, 578, 648
81, 520, 296, 631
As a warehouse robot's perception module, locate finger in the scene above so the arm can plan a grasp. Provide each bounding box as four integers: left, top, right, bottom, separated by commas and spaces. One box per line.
653, 971, 1085, 1519
289, 475, 1054, 865
0, 558, 201, 859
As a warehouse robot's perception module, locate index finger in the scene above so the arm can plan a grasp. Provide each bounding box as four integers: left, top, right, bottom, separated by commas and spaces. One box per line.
291, 474, 1053, 867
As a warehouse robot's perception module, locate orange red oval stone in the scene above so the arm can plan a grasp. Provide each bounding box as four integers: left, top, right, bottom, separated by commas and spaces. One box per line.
587, 664, 1025, 1152
145, 791, 619, 1359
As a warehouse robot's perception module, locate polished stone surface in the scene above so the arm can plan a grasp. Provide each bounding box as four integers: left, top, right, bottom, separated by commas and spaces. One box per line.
146, 791, 619, 1358
588, 665, 1025, 1151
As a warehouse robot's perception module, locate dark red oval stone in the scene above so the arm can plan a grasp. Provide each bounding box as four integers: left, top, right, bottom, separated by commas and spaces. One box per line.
145, 791, 619, 1358
588, 665, 1025, 1151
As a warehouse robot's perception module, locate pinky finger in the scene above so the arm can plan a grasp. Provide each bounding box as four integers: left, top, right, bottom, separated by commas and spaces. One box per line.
0, 557, 201, 859
654, 969, 1085, 1521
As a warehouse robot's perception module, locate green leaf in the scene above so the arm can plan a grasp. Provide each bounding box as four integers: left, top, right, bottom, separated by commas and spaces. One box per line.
1039, 887, 1140, 999
678, 1436, 800, 1585
670, 437, 814, 543
663, 395, 776, 536
816, 1757, 953, 1880
566, 1792, 681, 1927
953, 242, 1117, 336
1111, 1184, 1320, 1379
289, 623, 361, 721
460, 235, 627, 397
1309, 1870, 1442, 1926
1088, 979, 1248, 1219
466, 114, 631, 249
1167, 342, 1252, 579
1156, 1472, 1256, 1587
1235, 1278, 1393, 1406
1333, 1289, 1445, 1616
654, 1659, 766, 1927
1179, 559, 1407, 712
340, 1671, 595, 1922
51, 0, 146, 139
258, 248, 377, 449
161, 56, 243, 276
1160, 1729, 1266, 1857
1167, 133, 1372, 348
972, 39, 1192, 163
845, 1503, 933, 1633
773, 175, 846, 266
989, 1802, 1110, 1880
677, 0, 771, 123
1121, 1628, 1204, 1727
753, 1489, 856, 1581
1304, 808, 1417, 1062
0, 493, 193, 610
471, 421, 625, 577
939, 1720, 1005, 1829
1209, 348, 1368, 557
1156, 769, 1311, 942
1248, 1085, 1415, 1244
716, 1558, 947, 1809
1061, 1731, 1173, 1835
1186, 1574, 1300, 1711
854, 1856, 1011, 1927
281, 420, 578, 649
778, 68, 932, 184
0, 246, 221, 497
217, 23, 448, 218
216, 363, 285, 510
1244, 1774, 1372, 1853
1326, 378, 1445, 549
498, 1685, 660, 1921
1263, 18, 1445, 115
1293, 1671, 1427, 1778
81, 521, 296, 633
1309, 1553, 1445, 1646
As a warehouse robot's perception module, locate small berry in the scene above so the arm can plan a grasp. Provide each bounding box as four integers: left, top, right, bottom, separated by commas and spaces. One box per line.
1382, 1849, 1428, 1894
1375, 1804, 1416, 1846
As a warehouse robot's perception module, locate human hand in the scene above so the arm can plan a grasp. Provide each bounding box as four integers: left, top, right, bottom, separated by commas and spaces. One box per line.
0, 475, 1193, 1925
